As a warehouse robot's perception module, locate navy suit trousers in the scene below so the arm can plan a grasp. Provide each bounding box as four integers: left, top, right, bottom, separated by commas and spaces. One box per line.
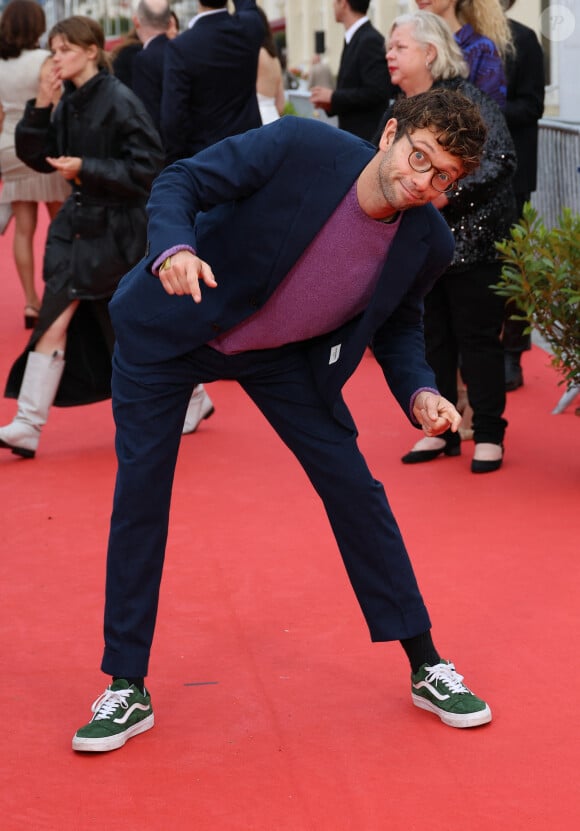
102, 343, 431, 677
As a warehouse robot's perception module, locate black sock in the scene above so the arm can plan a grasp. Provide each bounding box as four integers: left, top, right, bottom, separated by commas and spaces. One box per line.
400, 631, 441, 674
113, 676, 145, 694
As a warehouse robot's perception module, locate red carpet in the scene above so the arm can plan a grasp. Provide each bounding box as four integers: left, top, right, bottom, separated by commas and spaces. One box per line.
1, 208, 578, 830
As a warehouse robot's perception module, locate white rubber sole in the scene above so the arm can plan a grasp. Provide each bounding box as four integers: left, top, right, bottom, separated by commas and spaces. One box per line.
412, 694, 492, 728
72, 713, 155, 752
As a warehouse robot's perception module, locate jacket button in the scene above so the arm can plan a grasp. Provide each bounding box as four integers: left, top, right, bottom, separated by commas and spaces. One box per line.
250, 297, 259, 308
211, 323, 221, 332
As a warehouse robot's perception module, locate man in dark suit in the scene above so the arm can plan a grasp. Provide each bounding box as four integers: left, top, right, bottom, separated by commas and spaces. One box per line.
131, 0, 172, 134
160, 0, 264, 165
310, 0, 394, 141
72, 88, 493, 753
502, 0, 545, 390
132, 0, 219, 431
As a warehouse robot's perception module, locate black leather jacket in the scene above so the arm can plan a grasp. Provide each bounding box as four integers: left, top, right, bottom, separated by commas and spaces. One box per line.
16, 70, 164, 299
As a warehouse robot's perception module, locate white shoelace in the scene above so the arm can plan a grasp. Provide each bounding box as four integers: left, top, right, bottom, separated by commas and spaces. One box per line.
90, 687, 133, 722
424, 662, 470, 694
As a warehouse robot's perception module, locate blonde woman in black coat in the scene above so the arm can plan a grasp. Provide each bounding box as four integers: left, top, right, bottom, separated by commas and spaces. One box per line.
0, 16, 164, 458
381, 12, 517, 472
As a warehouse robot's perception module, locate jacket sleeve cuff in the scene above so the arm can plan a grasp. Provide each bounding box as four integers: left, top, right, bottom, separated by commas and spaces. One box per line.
22, 99, 53, 126
409, 387, 439, 425
151, 245, 196, 275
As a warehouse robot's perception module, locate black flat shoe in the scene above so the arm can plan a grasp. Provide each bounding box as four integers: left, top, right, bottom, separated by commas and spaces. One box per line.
505, 370, 523, 392
401, 442, 461, 464
505, 353, 524, 392
471, 445, 504, 474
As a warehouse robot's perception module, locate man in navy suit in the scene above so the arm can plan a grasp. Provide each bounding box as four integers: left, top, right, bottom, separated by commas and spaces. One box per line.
160, 0, 264, 165
132, 0, 217, 433
311, 0, 395, 141
73, 88, 493, 753
131, 0, 172, 135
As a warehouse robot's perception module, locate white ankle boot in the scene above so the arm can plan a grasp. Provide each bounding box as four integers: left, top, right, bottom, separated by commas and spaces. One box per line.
182, 384, 215, 435
0, 350, 65, 458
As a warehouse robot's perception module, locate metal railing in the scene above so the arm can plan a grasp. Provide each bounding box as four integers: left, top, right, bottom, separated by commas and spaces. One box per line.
532, 118, 580, 228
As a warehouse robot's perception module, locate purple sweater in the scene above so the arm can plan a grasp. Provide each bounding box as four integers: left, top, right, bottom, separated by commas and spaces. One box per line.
210, 183, 401, 354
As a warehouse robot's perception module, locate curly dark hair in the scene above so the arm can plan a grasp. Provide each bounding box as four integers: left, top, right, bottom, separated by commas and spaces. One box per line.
392, 87, 487, 175
0, 0, 45, 60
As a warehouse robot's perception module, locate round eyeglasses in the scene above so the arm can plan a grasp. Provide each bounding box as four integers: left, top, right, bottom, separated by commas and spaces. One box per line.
405, 132, 458, 194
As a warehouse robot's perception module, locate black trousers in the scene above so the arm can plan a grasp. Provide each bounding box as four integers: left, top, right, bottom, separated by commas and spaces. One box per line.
423, 262, 507, 445
101, 343, 431, 678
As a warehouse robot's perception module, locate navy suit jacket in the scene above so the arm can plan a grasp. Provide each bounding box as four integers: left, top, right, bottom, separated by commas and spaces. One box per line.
160, 1, 264, 163
132, 33, 168, 134
110, 118, 454, 426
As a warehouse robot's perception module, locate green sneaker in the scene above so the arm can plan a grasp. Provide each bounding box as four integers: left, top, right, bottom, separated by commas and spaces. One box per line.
72, 679, 154, 752
411, 660, 492, 728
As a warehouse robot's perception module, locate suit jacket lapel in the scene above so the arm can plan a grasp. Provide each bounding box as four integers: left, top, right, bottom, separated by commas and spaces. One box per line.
268, 145, 375, 290
365, 207, 432, 327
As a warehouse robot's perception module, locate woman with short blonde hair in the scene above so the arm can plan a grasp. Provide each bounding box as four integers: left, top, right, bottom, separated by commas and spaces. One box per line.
392, 12, 469, 81
381, 11, 517, 473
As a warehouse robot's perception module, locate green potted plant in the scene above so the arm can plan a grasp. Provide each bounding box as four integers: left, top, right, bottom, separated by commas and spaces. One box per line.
495, 203, 580, 394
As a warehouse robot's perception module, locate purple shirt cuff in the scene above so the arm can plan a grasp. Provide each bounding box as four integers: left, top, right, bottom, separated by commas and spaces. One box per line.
409, 387, 439, 425
152, 245, 197, 275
